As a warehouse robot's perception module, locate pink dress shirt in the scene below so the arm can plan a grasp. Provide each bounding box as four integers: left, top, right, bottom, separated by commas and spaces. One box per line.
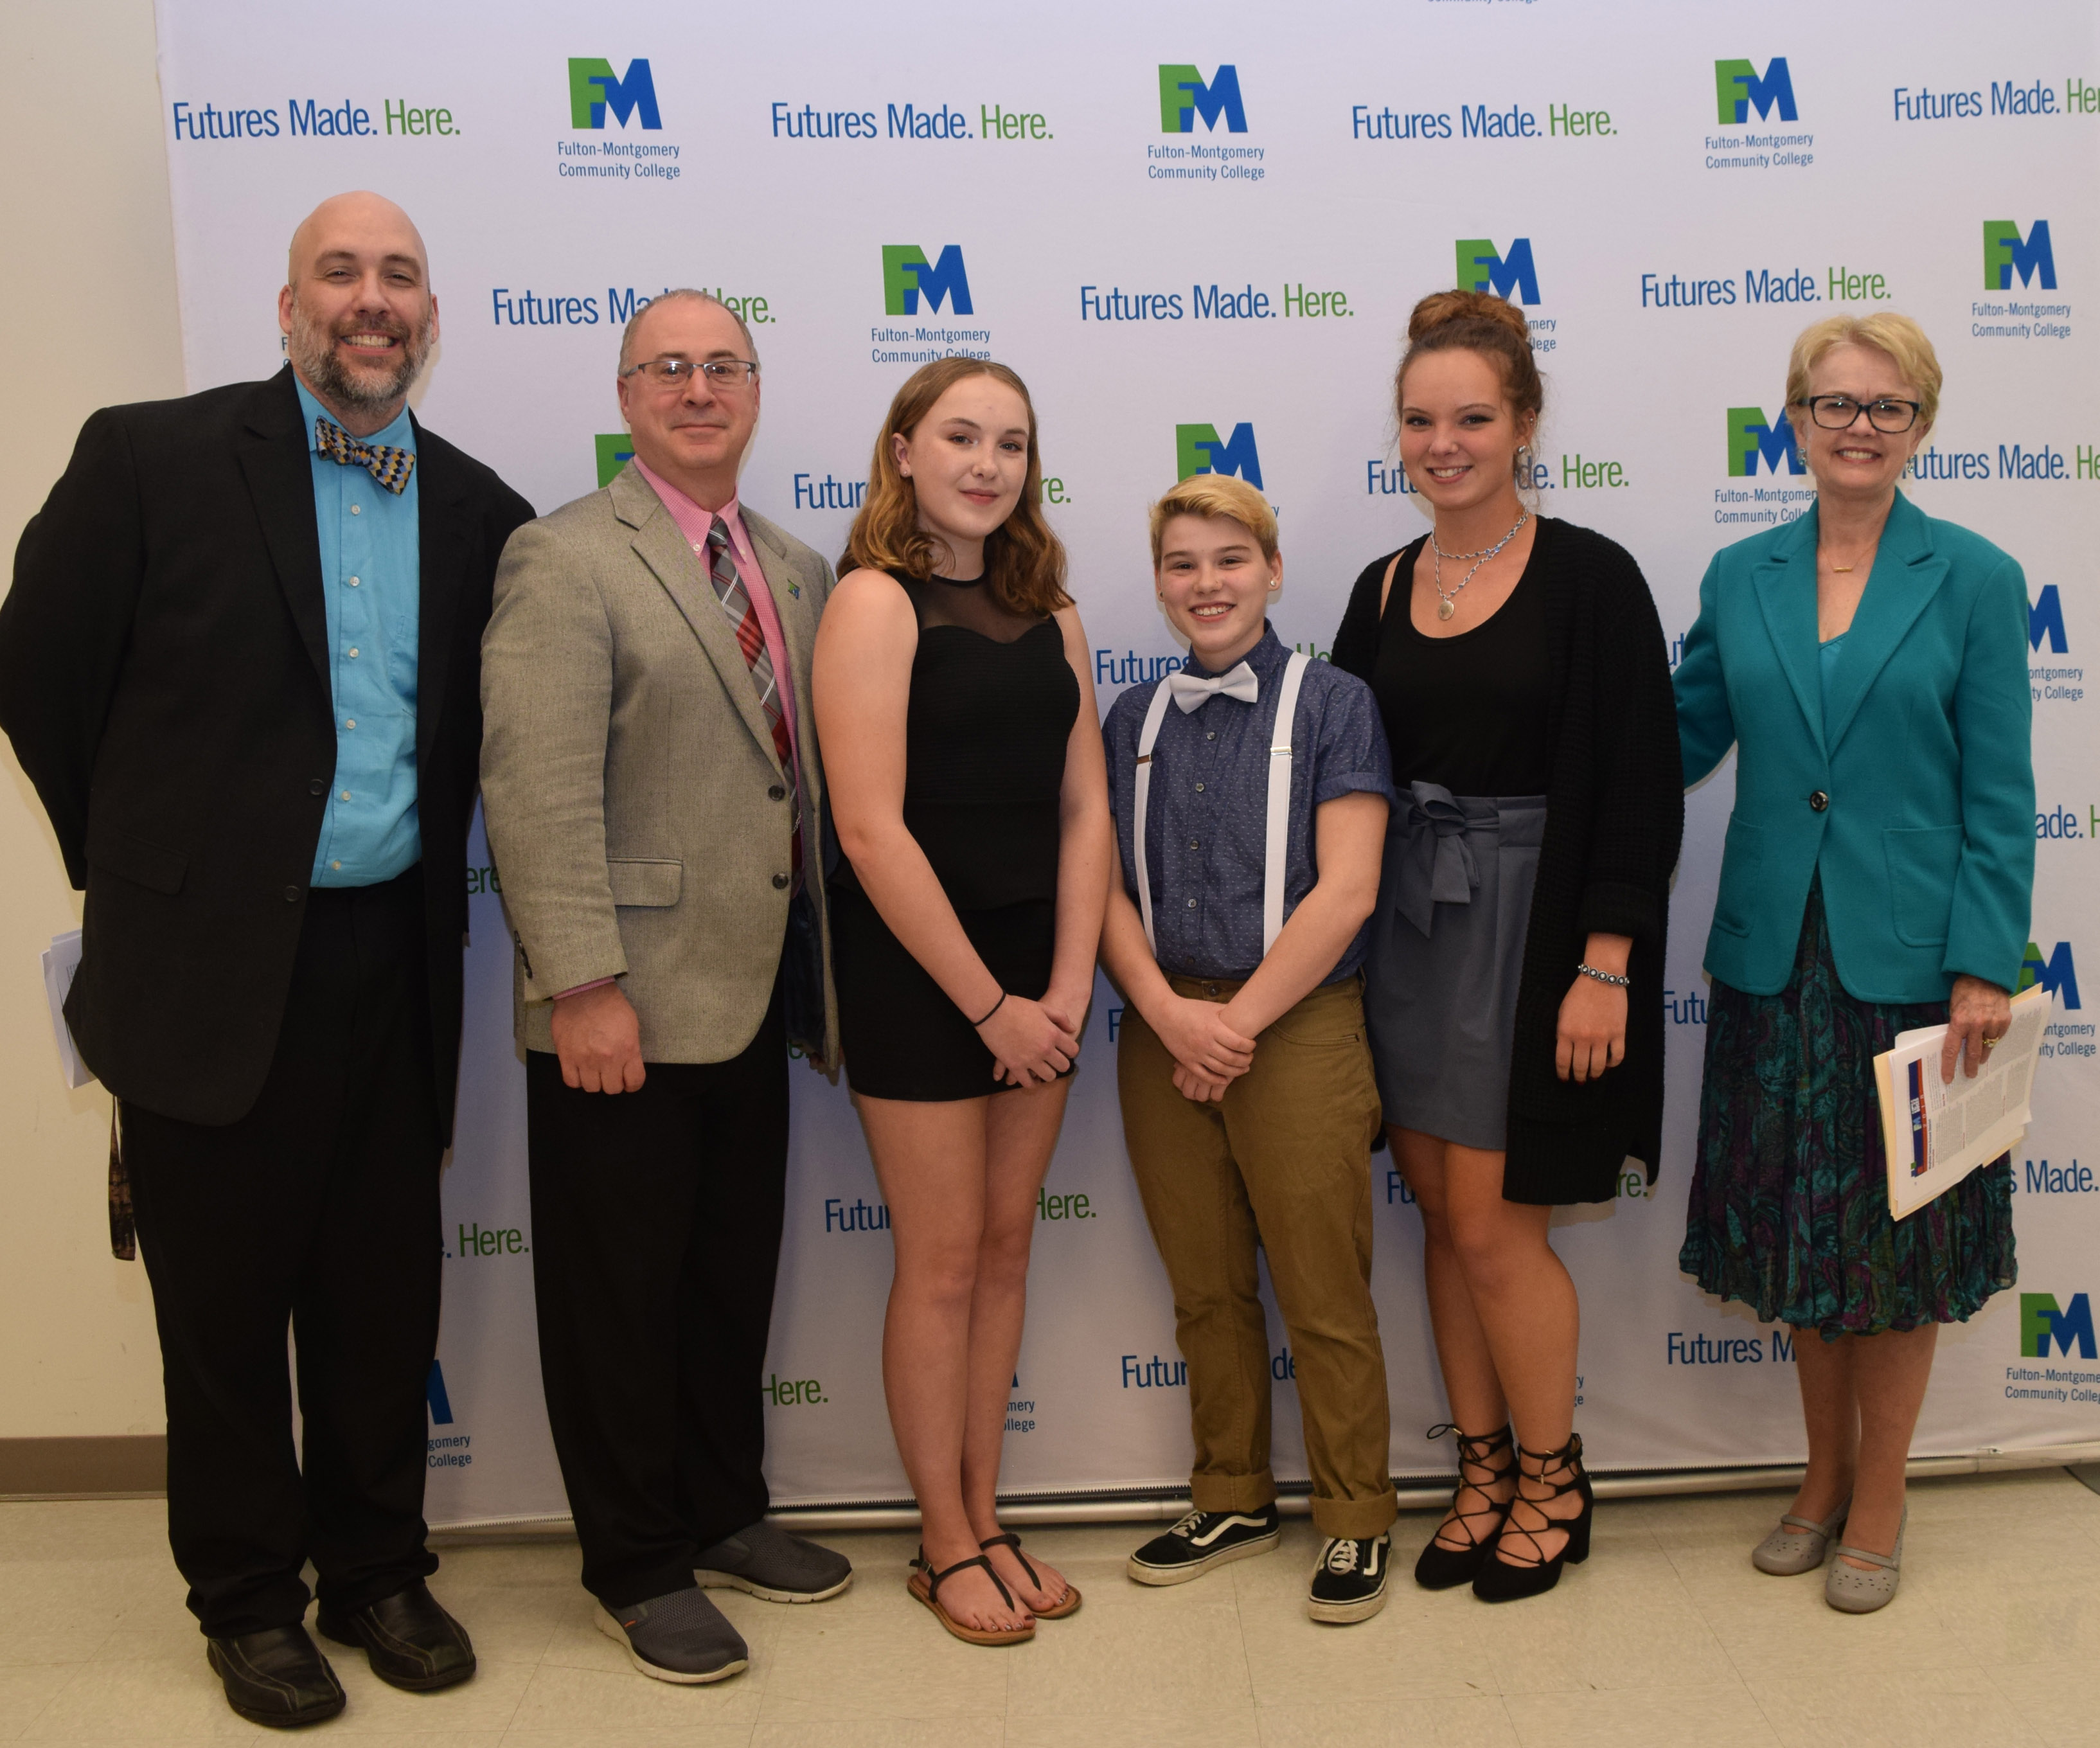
556, 459, 802, 1001
630, 457, 800, 749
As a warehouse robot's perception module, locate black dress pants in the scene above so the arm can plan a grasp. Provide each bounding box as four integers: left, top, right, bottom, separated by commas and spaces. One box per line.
123, 866, 443, 1638
525, 972, 788, 1609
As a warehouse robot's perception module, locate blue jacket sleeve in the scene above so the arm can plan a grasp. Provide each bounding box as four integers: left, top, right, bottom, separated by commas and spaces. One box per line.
1672, 552, 1734, 789
1944, 554, 2035, 990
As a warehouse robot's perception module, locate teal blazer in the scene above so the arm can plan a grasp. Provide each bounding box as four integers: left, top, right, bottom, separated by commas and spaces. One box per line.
1675, 494, 2033, 1003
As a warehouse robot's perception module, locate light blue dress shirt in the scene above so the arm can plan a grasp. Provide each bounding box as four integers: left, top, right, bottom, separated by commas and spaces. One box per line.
295, 379, 421, 887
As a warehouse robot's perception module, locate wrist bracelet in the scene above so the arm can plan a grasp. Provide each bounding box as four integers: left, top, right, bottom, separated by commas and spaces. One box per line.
969, 990, 1008, 1028
1577, 963, 1630, 988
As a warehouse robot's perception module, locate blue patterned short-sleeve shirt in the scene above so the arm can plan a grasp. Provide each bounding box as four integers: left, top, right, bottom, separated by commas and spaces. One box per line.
1102, 625, 1396, 983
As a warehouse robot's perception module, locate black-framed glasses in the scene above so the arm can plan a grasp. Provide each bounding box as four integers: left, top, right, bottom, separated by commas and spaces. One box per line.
620, 356, 760, 391
1796, 393, 1921, 433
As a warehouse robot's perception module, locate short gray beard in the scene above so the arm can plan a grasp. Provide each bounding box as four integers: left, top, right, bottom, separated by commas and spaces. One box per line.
289, 296, 433, 410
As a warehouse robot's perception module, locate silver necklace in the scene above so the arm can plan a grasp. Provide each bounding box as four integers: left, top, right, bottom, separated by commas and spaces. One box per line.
1430, 509, 1531, 621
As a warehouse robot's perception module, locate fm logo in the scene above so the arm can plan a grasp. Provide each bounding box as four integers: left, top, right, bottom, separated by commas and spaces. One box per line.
2031, 585, 2068, 654
1984, 220, 2057, 291
1714, 57, 1797, 124
1725, 407, 1804, 477
425, 1359, 455, 1425
2019, 940, 2081, 1009
1158, 64, 1247, 134
1176, 423, 1264, 490
568, 58, 662, 131
882, 245, 974, 316
595, 434, 634, 489
1457, 237, 1540, 305
2020, 1292, 2097, 1359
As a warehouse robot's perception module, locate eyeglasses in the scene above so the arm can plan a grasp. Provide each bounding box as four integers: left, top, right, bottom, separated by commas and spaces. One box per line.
1796, 394, 1921, 434
620, 357, 760, 391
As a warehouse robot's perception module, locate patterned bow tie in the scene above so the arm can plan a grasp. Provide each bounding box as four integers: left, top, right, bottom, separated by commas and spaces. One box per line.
1166, 661, 1259, 713
314, 418, 416, 494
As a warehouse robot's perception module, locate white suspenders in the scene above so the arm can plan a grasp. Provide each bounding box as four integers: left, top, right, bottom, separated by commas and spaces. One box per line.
1131, 650, 1311, 960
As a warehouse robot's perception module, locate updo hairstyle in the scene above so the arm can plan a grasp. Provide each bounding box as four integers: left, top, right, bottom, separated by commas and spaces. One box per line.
1393, 290, 1545, 479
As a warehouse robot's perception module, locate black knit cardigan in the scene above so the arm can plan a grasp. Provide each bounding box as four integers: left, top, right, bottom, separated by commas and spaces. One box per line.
1331, 517, 1685, 1204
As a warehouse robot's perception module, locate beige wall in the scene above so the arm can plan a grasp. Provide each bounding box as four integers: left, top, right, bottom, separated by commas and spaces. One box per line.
0, 0, 182, 1436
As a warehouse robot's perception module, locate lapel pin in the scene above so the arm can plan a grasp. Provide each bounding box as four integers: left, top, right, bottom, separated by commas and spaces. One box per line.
788, 581, 801, 598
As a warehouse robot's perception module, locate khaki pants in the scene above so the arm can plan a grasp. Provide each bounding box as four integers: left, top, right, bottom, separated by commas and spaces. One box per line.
1118, 974, 1397, 1540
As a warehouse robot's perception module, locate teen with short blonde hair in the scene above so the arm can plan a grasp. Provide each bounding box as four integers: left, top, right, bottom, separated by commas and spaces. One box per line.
1102, 476, 1400, 1622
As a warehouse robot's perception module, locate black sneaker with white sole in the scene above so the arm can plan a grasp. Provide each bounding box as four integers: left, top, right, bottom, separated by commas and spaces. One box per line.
1307, 1533, 1391, 1623
1127, 1504, 1282, 1585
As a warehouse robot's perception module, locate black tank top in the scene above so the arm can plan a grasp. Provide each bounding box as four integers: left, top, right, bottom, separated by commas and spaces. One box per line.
1371, 532, 1553, 796
848, 569, 1078, 911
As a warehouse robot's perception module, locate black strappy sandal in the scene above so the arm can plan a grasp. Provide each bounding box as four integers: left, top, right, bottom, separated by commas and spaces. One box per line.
1472, 1431, 1594, 1602
907, 1546, 1035, 1645
980, 1531, 1082, 1619
1415, 1423, 1516, 1591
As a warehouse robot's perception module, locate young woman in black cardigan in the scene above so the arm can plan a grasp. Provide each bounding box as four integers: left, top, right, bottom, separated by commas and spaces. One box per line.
1331, 291, 1682, 1600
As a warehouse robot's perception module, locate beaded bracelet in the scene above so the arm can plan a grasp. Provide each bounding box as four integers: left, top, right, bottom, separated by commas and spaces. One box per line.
1576, 963, 1630, 988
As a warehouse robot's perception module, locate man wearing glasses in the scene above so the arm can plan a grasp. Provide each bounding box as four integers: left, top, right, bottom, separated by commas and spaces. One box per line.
479, 290, 848, 1684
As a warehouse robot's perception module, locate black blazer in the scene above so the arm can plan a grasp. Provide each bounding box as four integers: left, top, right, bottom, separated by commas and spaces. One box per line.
1334, 517, 1684, 1203
0, 366, 533, 1133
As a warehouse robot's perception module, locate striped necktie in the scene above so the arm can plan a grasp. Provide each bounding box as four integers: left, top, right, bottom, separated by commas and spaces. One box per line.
704, 517, 802, 894
314, 418, 416, 494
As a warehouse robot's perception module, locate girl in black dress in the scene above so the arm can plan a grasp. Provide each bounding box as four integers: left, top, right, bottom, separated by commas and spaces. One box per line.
1331, 292, 1681, 1600
812, 361, 1110, 1644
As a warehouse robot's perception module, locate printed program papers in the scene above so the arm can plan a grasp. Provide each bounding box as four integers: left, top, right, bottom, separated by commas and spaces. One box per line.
1874, 983, 2047, 1221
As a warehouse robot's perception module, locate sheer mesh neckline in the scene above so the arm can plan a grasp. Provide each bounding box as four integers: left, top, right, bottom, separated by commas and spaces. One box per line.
891, 568, 1048, 645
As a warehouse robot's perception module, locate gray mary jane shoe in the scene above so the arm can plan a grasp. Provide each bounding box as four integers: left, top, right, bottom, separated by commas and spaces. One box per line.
1751, 1498, 1850, 1576
1824, 1508, 1906, 1614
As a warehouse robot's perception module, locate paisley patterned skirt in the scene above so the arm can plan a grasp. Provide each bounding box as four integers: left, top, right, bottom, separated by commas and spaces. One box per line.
1679, 880, 2016, 1341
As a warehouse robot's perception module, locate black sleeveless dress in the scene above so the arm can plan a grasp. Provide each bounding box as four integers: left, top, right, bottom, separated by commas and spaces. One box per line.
829, 569, 1079, 1100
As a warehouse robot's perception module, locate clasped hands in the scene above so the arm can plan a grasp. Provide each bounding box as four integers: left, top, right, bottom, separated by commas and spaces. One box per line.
1151, 993, 1258, 1103
978, 985, 1089, 1089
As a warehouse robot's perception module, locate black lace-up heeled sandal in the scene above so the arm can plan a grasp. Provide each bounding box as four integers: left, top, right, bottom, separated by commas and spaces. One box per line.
1414, 1423, 1515, 1591
1472, 1431, 1594, 1602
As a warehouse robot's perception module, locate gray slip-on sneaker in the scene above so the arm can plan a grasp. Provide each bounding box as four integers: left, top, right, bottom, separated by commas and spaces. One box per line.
594, 1588, 749, 1683
696, 1521, 853, 1603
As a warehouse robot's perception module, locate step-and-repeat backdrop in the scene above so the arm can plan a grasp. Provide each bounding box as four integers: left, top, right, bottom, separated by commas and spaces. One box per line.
151, 0, 2099, 1523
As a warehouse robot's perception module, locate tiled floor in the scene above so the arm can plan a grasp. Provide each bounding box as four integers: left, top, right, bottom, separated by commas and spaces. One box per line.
4, 1472, 2098, 1744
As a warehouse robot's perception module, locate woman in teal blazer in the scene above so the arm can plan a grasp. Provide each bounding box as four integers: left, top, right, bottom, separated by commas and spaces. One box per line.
1675, 314, 2033, 1616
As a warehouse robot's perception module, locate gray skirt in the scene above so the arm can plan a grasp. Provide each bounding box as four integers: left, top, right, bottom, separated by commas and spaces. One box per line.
1363, 784, 1547, 1151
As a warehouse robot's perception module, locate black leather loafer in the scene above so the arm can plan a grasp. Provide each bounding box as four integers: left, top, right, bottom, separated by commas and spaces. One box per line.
316, 1580, 476, 1691
205, 1623, 346, 1728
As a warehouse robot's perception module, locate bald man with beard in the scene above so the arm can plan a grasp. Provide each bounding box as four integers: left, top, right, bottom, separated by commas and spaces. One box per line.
0, 193, 532, 1727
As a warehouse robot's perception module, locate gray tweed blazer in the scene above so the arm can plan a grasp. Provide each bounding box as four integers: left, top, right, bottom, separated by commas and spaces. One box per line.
479, 463, 838, 1068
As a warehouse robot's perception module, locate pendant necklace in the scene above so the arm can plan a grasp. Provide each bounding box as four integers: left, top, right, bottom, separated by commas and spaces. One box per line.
1430, 509, 1531, 621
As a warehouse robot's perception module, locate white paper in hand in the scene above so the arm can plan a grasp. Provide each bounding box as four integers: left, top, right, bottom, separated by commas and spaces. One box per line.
1874, 983, 2047, 1222
40, 929, 94, 1090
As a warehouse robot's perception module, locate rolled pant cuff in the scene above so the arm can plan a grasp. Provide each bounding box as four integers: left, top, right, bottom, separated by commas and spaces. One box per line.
1309, 1488, 1399, 1540
1189, 1471, 1277, 1515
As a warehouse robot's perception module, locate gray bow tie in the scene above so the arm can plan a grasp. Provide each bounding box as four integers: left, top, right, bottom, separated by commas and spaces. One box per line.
1166, 661, 1258, 713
